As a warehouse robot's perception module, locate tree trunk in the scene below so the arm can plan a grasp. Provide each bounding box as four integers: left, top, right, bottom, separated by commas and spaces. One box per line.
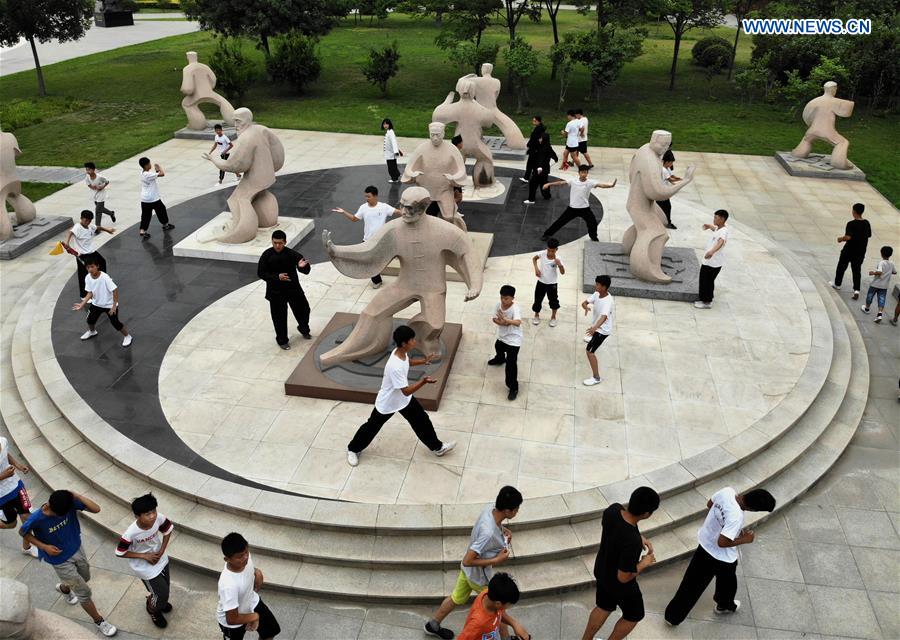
549, 11, 560, 80
727, 21, 741, 80
669, 27, 682, 91
596, 0, 604, 29
260, 33, 270, 56
28, 35, 46, 97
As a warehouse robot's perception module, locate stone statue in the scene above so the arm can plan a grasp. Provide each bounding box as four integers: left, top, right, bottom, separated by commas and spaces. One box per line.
433, 76, 496, 187
792, 81, 854, 170
623, 130, 695, 283
0, 131, 37, 241
467, 63, 526, 150
320, 186, 482, 368
401, 122, 468, 231
201, 107, 285, 244
180, 51, 235, 131
1, 577, 91, 639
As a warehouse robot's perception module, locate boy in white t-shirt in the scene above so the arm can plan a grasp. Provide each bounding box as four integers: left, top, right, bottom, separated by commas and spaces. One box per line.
860, 245, 896, 323
62, 210, 114, 298
0, 437, 38, 558
542, 167, 616, 242
72, 255, 132, 347
138, 156, 174, 240
560, 110, 581, 171
531, 237, 566, 327
695, 209, 730, 309
116, 494, 174, 629
83, 162, 116, 226
664, 488, 775, 625
581, 275, 614, 386
487, 285, 524, 401
346, 325, 455, 467
331, 185, 400, 288
217, 533, 280, 640
209, 124, 241, 184
574, 108, 594, 169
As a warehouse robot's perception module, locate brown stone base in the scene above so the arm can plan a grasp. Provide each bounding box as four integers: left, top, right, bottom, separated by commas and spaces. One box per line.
284, 312, 462, 411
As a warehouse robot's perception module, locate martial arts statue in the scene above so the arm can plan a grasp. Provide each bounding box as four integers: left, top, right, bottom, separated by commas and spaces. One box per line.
623, 130, 695, 283
0, 131, 37, 241
201, 107, 285, 244
320, 186, 482, 368
401, 122, 468, 230
468, 63, 526, 150
791, 81, 855, 170
181, 51, 235, 130
433, 76, 496, 187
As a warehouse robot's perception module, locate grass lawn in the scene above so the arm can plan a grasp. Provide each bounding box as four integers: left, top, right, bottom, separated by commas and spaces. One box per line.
21, 182, 70, 202
2, 11, 897, 205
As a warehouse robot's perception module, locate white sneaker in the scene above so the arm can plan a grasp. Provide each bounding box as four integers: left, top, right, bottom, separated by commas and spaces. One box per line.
434, 441, 456, 457
693, 301, 712, 309
532, 316, 540, 325
347, 450, 359, 467
828, 281, 840, 290
80, 330, 98, 341
23, 545, 38, 558
122, 335, 133, 347
860, 305, 870, 314
583, 377, 603, 386
549, 318, 557, 327
95, 619, 117, 636
519, 177, 529, 183
523, 199, 536, 204
56, 583, 78, 605
715, 600, 741, 615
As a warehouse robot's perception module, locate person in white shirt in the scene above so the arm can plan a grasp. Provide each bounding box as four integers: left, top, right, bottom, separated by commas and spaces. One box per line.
541, 167, 616, 241
0, 437, 38, 558
860, 245, 896, 322
382, 118, 403, 182
581, 275, 614, 386
331, 185, 400, 288
217, 533, 280, 640
115, 494, 174, 629
695, 209, 730, 309
560, 109, 582, 170
531, 238, 566, 327
346, 325, 455, 467
138, 157, 174, 240
656, 150, 682, 230
72, 256, 132, 347
487, 285, 524, 401
208, 124, 241, 184
83, 162, 116, 226
574, 108, 594, 169
62, 210, 114, 298
664, 488, 775, 625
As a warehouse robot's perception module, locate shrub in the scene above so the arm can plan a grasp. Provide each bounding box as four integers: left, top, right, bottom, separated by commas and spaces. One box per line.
691, 36, 731, 65
208, 37, 256, 102
0, 96, 85, 131
362, 41, 401, 95
504, 37, 540, 111
266, 31, 321, 94
443, 39, 500, 75
697, 43, 731, 71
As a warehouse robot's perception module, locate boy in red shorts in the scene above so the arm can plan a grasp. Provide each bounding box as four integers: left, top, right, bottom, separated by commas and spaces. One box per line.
0, 437, 38, 557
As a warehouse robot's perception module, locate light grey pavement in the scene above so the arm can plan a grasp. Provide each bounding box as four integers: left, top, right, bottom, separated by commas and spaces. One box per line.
18, 166, 86, 184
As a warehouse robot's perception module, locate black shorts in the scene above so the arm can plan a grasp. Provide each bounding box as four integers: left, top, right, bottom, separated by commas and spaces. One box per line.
578, 141, 588, 153
595, 583, 645, 622
586, 332, 608, 353
0, 484, 31, 524
220, 599, 280, 640
220, 152, 230, 160
566, 145, 580, 152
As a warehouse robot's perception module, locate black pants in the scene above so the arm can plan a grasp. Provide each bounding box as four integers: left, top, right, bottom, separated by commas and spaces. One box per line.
76, 252, 107, 298
94, 201, 114, 228
532, 281, 559, 313
140, 200, 169, 231
268, 291, 310, 345
698, 265, 722, 304
348, 396, 442, 453
664, 545, 738, 625
386, 159, 401, 181
493, 340, 519, 391
656, 199, 672, 225
528, 170, 552, 202
523, 153, 538, 180
544, 206, 599, 241
142, 564, 170, 613
371, 274, 383, 285
834, 251, 864, 291
87, 304, 124, 331
220, 599, 280, 640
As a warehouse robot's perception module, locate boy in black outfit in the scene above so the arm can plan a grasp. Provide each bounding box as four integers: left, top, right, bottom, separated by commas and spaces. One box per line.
257, 230, 312, 350
830, 202, 871, 300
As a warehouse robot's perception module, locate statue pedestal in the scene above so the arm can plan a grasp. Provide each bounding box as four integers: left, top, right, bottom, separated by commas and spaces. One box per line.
0, 216, 73, 260
172, 213, 313, 263
284, 312, 462, 411
174, 122, 237, 141
483, 136, 526, 160
774, 151, 866, 181
382, 231, 493, 282
94, 11, 134, 27
583, 241, 700, 302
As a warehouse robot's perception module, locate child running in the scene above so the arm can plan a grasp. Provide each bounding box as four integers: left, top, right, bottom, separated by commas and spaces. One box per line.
217, 532, 281, 640
209, 124, 241, 184
84, 162, 115, 226
532, 237, 565, 327
62, 210, 114, 298
0, 437, 38, 557
457, 573, 530, 640
72, 255, 132, 347
861, 245, 896, 323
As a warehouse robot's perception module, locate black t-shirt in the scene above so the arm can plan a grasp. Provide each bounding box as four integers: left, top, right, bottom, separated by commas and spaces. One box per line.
593, 503, 643, 592
842, 219, 871, 256
257, 247, 310, 299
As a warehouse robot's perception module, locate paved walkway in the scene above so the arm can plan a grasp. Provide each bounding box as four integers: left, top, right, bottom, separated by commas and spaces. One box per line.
18, 166, 86, 184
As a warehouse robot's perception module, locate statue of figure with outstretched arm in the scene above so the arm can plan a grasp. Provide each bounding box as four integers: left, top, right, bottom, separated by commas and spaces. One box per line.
623, 130, 695, 283
201, 107, 285, 243
791, 81, 854, 170
468, 63, 526, 150
320, 186, 482, 368
401, 122, 468, 231
0, 130, 37, 241
433, 76, 497, 187
181, 51, 235, 130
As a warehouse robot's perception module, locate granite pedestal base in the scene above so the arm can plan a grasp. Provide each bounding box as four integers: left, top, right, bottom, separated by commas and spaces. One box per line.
483, 136, 526, 161
172, 214, 313, 263
382, 232, 493, 283
775, 151, 866, 181
174, 122, 237, 141
583, 241, 700, 302
285, 312, 462, 411
0, 216, 72, 260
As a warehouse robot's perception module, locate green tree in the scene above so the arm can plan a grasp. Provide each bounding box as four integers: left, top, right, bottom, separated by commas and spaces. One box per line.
656, 0, 725, 90
504, 37, 540, 111
0, 0, 93, 96
362, 41, 401, 95
566, 26, 645, 101
573, 0, 650, 29
424, 0, 501, 47
208, 37, 256, 102
549, 39, 576, 105
265, 31, 322, 93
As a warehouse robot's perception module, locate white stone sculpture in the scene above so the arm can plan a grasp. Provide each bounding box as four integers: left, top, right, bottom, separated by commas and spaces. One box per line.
468, 63, 526, 149
792, 81, 855, 170
433, 76, 497, 187
181, 51, 236, 131
0, 131, 37, 241
401, 122, 468, 230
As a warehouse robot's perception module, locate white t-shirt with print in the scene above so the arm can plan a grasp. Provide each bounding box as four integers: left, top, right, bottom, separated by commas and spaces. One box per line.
214, 134, 231, 156
70, 223, 96, 255
565, 120, 580, 147
536, 250, 565, 285
702, 226, 729, 268
116, 512, 173, 580
578, 116, 589, 142
567, 178, 597, 209
355, 202, 395, 241
85, 174, 109, 203
216, 555, 260, 628
85, 272, 117, 308
698, 487, 744, 563
494, 302, 523, 347
586, 292, 613, 335
140, 170, 161, 203
375, 350, 412, 414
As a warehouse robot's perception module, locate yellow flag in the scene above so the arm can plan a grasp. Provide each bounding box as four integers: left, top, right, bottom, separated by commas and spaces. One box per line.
49, 241, 64, 256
